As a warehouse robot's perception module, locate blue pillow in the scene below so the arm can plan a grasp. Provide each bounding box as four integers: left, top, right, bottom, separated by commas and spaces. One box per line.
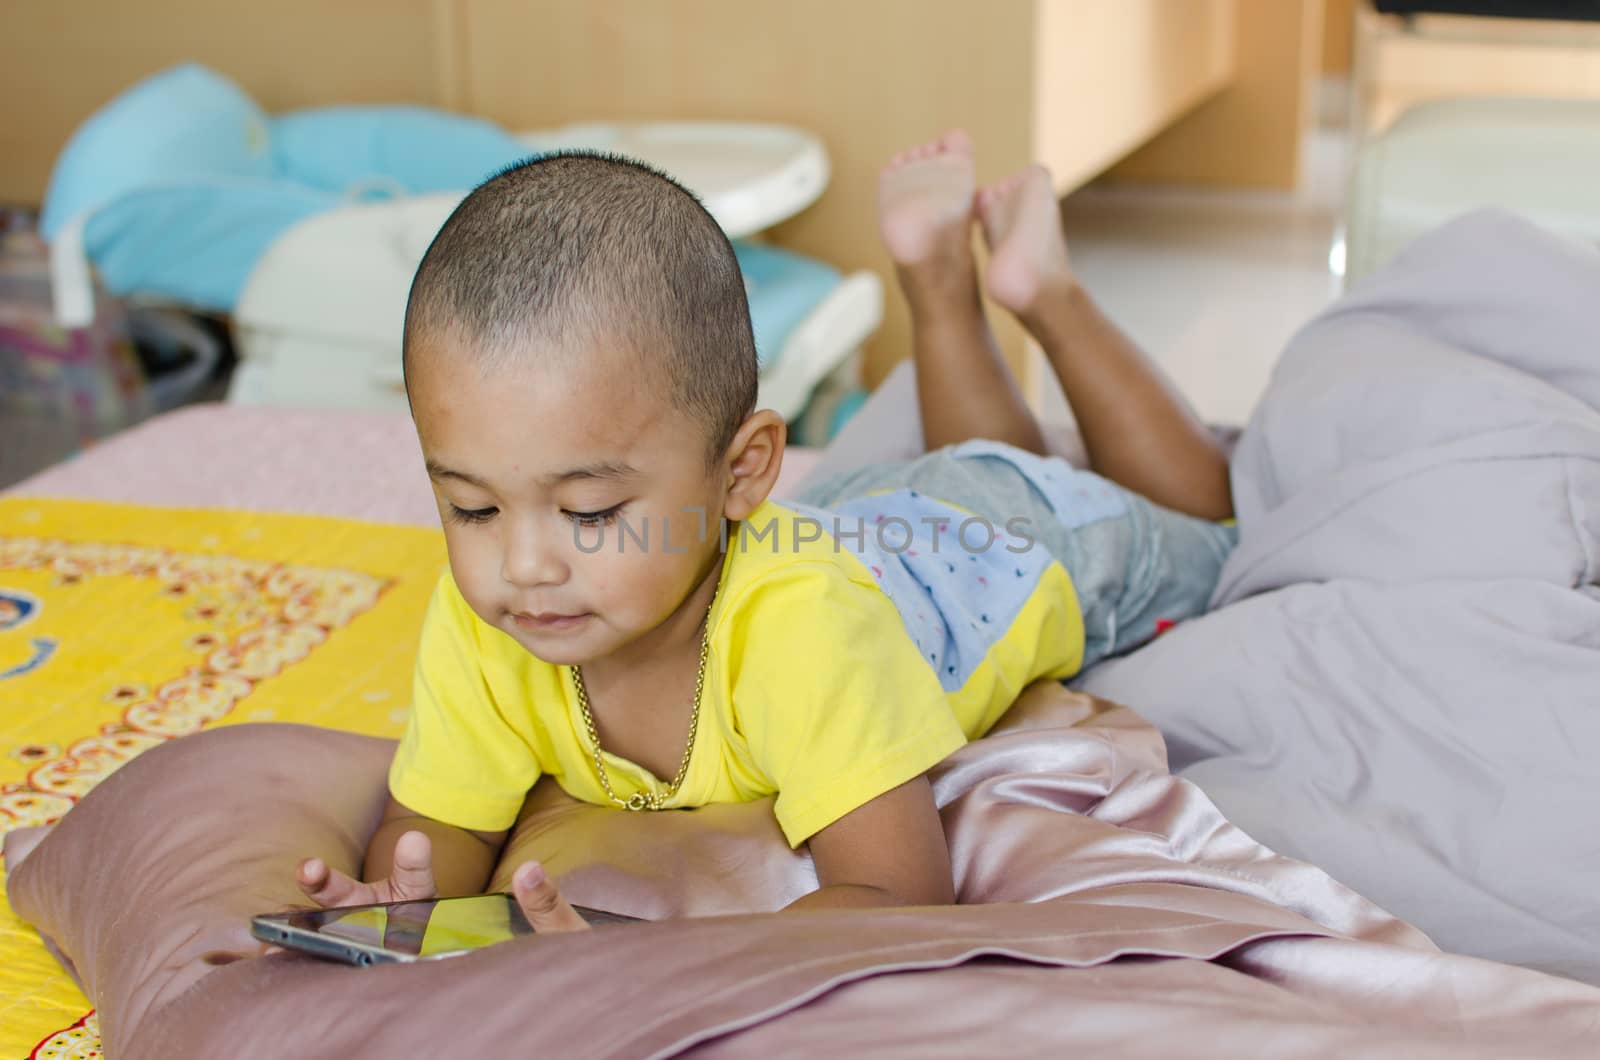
42, 64, 275, 238
272, 106, 531, 196
81, 180, 337, 311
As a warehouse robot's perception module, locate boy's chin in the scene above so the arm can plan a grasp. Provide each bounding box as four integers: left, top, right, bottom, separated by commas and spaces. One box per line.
503, 622, 609, 668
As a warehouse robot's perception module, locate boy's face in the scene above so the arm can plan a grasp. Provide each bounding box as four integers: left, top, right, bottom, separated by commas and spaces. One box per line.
409, 337, 732, 668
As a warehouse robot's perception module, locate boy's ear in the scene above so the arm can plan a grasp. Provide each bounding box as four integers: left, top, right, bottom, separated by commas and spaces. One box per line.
722, 410, 787, 521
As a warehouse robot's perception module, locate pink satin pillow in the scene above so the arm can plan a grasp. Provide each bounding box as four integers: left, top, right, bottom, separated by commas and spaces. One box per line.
5, 724, 393, 1056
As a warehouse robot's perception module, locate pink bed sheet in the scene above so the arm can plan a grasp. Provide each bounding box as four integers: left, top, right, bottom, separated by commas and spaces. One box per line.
6, 403, 824, 520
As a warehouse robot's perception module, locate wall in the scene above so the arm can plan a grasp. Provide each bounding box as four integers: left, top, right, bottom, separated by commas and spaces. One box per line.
0, 0, 447, 206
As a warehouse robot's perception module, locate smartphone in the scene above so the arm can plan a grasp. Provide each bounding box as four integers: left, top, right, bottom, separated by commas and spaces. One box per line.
250, 893, 641, 966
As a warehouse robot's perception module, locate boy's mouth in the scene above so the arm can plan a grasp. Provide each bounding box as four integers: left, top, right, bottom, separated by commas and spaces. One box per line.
511, 611, 591, 633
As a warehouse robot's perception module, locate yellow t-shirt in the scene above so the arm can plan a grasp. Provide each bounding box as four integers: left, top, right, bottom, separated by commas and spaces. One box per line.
390, 499, 1084, 846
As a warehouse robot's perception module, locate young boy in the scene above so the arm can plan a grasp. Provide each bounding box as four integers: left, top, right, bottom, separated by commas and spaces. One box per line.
295, 131, 1236, 930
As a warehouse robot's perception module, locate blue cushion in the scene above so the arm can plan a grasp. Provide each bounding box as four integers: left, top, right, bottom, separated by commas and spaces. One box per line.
273, 106, 530, 196
42, 64, 275, 238
735, 241, 841, 369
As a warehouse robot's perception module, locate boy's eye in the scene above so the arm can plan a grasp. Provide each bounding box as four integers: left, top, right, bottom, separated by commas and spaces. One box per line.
564, 504, 624, 528
447, 504, 499, 526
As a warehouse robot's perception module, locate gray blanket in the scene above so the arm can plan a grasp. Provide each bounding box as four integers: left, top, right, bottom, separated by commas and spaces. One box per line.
1080, 209, 1600, 983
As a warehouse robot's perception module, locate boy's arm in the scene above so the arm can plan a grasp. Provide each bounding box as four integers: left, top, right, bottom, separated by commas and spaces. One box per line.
362, 796, 506, 897
730, 565, 968, 909
786, 776, 955, 911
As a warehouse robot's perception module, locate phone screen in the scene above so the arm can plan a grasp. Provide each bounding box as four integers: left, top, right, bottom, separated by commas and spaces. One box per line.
268, 894, 636, 959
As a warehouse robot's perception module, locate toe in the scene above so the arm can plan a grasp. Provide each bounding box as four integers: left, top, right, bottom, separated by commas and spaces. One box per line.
941, 129, 974, 156
978, 177, 1011, 206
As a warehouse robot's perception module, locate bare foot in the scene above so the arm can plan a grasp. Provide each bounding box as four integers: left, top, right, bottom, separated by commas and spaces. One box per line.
976, 165, 1076, 316
878, 130, 976, 286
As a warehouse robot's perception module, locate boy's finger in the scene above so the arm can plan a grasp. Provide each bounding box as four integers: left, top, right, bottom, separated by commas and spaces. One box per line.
294, 856, 330, 896
512, 861, 591, 934
388, 830, 438, 901
295, 857, 370, 908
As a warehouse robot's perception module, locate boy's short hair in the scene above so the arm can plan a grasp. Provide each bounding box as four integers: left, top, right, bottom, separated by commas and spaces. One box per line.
403, 151, 759, 460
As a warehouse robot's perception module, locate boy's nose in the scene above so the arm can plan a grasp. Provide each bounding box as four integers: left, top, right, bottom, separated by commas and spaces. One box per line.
500, 519, 567, 588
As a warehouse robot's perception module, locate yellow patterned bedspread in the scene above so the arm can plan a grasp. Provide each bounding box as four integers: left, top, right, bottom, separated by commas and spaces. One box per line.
0, 498, 445, 1057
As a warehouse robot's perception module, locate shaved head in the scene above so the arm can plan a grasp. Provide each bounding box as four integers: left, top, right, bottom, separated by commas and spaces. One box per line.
403, 152, 759, 460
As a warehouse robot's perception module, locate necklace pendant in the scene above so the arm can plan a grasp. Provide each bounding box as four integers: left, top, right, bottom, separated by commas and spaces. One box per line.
624, 792, 654, 812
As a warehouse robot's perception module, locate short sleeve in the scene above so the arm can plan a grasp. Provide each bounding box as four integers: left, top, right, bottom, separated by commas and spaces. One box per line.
728, 563, 968, 846
388, 572, 543, 832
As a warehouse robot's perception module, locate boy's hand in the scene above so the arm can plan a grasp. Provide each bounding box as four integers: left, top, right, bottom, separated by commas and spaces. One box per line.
295, 830, 591, 934
297, 829, 438, 908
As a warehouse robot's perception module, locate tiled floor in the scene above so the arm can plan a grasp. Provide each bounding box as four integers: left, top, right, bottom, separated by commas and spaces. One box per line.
1036, 122, 1350, 429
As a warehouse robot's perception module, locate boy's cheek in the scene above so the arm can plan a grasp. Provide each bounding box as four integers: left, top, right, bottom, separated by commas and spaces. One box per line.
586, 549, 701, 619
439, 528, 479, 580
441, 534, 505, 613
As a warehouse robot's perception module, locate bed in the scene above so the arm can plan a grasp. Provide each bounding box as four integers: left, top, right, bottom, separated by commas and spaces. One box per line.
3, 209, 1600, 1056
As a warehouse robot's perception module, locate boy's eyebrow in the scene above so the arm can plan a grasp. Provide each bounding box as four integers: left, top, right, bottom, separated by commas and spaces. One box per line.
424, 459, 639, 487
426, 460, 487, 487
542, 461, 639, 485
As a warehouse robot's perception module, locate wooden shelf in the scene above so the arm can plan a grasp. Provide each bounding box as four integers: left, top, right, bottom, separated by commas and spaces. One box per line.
1355, 2, 1600, 135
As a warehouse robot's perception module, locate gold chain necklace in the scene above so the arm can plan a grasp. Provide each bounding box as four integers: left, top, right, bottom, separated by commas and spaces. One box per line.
571, 600, 713, 812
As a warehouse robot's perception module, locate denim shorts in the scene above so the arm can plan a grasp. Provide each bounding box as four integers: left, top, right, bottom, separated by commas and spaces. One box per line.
795, 440, 1238, 670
